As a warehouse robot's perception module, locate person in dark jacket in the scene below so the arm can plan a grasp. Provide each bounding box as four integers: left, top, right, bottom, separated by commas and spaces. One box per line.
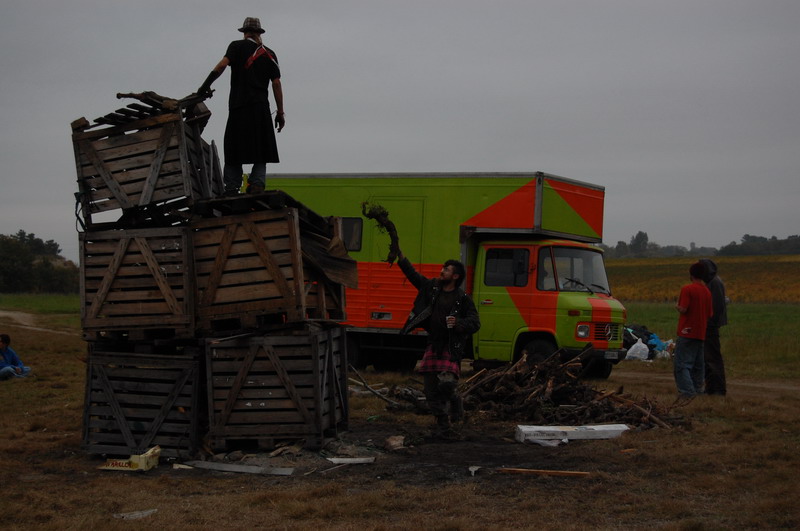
198, 17, 284, 195
397, 250, 480, 436
700, 259, 728, 395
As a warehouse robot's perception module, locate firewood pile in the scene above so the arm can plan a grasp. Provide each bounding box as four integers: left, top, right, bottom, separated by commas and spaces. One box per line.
459, 348, 682, 429
360, 347, 686, 430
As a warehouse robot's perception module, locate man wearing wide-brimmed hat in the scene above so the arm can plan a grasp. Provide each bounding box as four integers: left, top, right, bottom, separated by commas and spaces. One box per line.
198, 17, 285, 195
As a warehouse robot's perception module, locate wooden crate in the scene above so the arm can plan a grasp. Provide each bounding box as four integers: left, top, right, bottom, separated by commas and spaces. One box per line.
83, 348, 201, 458
72, 107, 223, 228
205, 324, 348, 449
192, 208, 348, 333
80, 227, 195, 340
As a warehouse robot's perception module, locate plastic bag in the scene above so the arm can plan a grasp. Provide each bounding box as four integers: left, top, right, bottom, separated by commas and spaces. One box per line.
626, 338, 650, 361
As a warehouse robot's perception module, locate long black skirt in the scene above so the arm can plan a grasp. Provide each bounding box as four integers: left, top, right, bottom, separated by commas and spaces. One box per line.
223, 103, 280, 164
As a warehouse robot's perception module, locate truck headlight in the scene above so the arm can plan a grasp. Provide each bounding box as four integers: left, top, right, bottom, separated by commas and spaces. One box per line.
576, 324, 590, 339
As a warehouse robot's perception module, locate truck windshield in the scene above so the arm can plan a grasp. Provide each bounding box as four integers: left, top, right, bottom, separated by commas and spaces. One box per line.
540, 247, 611, 294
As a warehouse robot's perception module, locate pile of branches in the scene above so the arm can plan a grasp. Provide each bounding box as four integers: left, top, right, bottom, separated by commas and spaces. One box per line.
460, 348, 682, 430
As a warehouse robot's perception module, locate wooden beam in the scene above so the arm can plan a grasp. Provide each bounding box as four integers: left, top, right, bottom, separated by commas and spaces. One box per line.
496, 468, 590, 478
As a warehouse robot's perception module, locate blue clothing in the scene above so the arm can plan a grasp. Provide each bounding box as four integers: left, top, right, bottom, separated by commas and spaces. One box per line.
673, 336, 704, 397
0, 346, 31, 379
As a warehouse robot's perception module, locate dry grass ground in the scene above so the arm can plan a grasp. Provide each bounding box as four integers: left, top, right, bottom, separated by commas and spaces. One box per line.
2, 308, 799, 530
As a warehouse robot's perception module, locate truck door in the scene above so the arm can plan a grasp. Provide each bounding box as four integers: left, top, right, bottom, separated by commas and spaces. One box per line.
473, 245, 532, 362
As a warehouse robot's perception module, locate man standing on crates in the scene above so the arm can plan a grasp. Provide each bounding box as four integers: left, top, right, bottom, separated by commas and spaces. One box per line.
197, 17, 284, 196
397, 250, 480, 439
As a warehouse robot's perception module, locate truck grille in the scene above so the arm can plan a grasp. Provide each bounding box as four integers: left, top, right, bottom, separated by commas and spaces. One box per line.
592, 323, 621, 342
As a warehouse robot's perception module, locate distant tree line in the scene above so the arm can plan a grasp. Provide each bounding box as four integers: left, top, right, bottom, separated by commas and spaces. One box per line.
717, 234, 800, 256
0, 231, 79, 293
601, 231, 800, 259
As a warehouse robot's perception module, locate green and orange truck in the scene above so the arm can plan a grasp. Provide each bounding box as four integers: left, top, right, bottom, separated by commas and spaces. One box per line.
270, 171, 628, 377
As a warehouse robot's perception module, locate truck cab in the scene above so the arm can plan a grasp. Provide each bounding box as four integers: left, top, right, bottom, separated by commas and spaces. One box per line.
471, 238, 626, 377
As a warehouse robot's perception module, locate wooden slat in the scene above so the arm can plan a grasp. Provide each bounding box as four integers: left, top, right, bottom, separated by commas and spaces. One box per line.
140, 122, 176, 205
215, 343, 260, 430
72, 113, 180, 142
78, 140, 133, 209
94, 365, 137, 450
91, 391, 193, 408
286, 210, 306, 320
242, 220, 295, 306
138, 368, 192, 451
200, 223, 238, 308
263, 344, 314, 425
87, 237, 129, 319
134, 236, 182, 317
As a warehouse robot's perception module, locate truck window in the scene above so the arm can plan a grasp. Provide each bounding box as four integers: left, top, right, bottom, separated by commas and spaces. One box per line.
552, 247, 611, 294
484, 248, 529, 287
537, 248, 557, 291
341, 217, 363, 252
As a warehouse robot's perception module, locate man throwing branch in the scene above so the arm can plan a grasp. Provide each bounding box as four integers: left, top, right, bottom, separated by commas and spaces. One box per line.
397, 250, 480, 437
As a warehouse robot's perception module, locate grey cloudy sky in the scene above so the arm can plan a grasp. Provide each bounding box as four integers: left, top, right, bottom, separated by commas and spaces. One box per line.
1, 1, 798, 263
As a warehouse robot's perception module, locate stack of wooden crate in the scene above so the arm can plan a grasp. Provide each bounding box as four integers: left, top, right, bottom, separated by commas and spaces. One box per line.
73, 93, 356, 457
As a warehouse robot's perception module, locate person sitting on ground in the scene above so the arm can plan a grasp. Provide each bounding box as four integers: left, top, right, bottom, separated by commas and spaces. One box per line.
0, 334, 31, 380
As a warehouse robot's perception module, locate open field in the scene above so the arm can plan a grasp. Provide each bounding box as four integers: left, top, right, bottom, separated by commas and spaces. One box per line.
606, 254, 800, 303
2, 256, 800, 529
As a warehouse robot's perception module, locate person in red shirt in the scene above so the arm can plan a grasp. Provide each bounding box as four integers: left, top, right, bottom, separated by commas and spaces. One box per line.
673, 261, 713, 401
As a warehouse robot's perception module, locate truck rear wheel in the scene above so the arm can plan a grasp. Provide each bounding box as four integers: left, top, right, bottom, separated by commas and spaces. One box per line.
347, 336, 370, 370
581, 358, 613, 379
521, 339, 558, 365
372, 351, 418, 373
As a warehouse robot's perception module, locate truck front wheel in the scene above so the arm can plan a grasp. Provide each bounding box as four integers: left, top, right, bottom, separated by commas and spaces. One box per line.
521, 339, 558, 365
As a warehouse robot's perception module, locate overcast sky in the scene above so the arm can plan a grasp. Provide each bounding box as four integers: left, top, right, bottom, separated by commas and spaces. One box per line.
1, 1, 798, 263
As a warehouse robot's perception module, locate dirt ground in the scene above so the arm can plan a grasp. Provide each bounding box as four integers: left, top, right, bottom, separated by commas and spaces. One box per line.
196, 418, 578, 483
5, 308, 800, 528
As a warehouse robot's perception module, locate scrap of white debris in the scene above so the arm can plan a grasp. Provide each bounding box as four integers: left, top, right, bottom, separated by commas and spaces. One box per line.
515, 424, 630, 444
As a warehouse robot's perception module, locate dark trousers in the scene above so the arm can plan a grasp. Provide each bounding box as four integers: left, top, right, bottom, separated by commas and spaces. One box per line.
423, 372, 459, 422
704, 326, 726, 395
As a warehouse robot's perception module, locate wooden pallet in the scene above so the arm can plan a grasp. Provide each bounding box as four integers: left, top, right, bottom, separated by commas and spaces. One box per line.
82, 349, 201, 458
72, 102, 223, 228
80, 227, 195, 339
205, 323, 348, 450
192, 208, 350, 333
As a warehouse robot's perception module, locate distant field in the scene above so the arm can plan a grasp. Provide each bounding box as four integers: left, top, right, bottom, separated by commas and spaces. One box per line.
606, 254, 800, 303
0, 293, 79, 313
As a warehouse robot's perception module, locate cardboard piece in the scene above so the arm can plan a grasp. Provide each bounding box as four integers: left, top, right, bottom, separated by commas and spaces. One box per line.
98, 446, 161, 472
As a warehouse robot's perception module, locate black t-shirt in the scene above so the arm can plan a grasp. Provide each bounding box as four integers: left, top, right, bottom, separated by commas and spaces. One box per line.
428, 288, 460, 350
224, 39, 281, 109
